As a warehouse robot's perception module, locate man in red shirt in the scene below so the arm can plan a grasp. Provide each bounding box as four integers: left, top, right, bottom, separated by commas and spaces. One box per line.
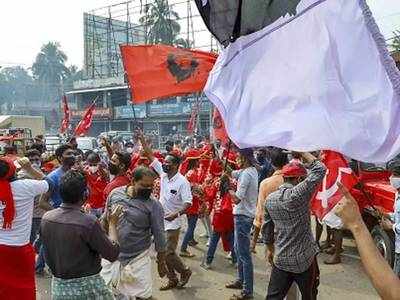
84, 153, 109, 218
103, 152, 131, 200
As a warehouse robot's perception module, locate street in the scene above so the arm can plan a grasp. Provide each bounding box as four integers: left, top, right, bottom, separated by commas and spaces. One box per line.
36, 227, 379, 300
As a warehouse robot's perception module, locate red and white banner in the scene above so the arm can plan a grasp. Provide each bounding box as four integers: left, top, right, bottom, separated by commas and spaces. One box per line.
74, 102, 96, 136
311, 150, 358, 228
60, 95, 70, 134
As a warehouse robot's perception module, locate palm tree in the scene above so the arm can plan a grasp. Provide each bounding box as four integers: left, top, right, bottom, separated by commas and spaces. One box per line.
139, 0, 183, 45
392, 30, 400, 53
32, 42, 70, 105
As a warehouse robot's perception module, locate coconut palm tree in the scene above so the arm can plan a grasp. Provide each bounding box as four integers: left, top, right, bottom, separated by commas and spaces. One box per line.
392, 30, 400, 53
139, 0, 183, 45
32, 42, 70, 105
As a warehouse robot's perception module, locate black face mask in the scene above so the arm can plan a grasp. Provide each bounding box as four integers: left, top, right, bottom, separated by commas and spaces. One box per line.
108, 162, 120, 175
162, 164, 171, 173
136, 188, 152, 199
165, 145, 173, 152
64, 156, 76, 167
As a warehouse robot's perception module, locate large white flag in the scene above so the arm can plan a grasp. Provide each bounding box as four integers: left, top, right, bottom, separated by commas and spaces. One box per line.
204, 0, 400, 163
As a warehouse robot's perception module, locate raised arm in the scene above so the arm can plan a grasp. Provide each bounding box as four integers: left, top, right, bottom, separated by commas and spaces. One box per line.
137, 130, 154, 162
335, 183, 400, 300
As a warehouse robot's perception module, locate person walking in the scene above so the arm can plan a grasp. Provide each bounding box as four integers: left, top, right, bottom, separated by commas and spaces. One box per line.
225, 148, 259, 300
102, 166, 167, 299
140, 133, 193, 291
263, 152, 326, 300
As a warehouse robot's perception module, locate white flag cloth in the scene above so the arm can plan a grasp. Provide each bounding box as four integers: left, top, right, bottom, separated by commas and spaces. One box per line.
204, 0, 400, 163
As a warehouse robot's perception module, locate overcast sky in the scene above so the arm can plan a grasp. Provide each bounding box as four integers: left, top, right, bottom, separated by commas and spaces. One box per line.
0, 0, 399, 69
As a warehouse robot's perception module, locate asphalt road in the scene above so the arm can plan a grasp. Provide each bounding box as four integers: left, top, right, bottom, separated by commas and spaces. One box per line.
36, 227, 379, 300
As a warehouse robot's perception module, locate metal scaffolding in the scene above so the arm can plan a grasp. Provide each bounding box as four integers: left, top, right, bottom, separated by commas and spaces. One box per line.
84, 0, 219, 79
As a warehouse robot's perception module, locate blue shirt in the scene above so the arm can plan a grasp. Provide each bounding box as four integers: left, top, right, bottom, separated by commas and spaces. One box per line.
47, 167, 65, 208
390, 194, 400, 253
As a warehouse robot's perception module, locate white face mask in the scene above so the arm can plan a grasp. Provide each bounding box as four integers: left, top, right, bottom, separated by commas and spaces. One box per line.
32, 162, 41, 170
390, 176, 400, 190
126, 147, 133, 154
88, 166, 99, 174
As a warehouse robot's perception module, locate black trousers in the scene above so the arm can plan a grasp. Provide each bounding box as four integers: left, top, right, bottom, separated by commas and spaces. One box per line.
266, 258, 320, 300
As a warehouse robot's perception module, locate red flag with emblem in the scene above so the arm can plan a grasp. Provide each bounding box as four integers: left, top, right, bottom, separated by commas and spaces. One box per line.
74, 102, 96, 136
120, 44, 218, 103
311, 150, 358, 227
60, 95, 70, 134
212, 107, 229, 145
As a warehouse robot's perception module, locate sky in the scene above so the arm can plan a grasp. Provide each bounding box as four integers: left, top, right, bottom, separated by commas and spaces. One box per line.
0, 0, 399, 69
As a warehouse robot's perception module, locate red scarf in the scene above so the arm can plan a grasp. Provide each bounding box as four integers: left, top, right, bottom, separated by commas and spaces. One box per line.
0, 158, 16, 229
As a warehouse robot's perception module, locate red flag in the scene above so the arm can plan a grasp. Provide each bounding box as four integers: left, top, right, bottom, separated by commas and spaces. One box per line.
74, 102, 96, 136
120, 44, 217, 103
311, 150, 358, 227
212, 107, 229, 145
60, 95, 70, 134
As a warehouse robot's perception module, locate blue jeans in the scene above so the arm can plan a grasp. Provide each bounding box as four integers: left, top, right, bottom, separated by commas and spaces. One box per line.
394, 253, 400, 277
181, 214, 199, 252
206, 230, 236, 264
234, 215, 254, 296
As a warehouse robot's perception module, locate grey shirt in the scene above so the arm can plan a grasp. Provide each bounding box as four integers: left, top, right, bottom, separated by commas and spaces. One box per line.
108, 186, 166, 265
262, 161, 326, 273
232, 167, 259, 218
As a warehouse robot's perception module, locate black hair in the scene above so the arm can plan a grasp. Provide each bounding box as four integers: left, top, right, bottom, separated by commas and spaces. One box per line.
115, 151, 131, 171
86, 152, 100, 163
132, 166, 156, 182
55, 144, 72, 161
29, 143, 44, 154
26, 149, 41, 159
165, 140, 174, 147
0, 160, 10, 178
60, 170, 87, 204
271, 149, 289, 169
4, 145, 17, 154
84, 150, 94, 161
166, 153, 182, 165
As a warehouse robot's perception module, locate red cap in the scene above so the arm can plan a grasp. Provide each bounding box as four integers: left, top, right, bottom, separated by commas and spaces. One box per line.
282, 162, 307, 178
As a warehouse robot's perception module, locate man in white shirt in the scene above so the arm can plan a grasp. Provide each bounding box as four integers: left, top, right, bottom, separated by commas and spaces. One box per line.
0, 157, 50, 299
140, 133, 193, 291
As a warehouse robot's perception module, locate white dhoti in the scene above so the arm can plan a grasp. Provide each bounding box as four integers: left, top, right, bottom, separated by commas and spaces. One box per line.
101, 249, 152, 300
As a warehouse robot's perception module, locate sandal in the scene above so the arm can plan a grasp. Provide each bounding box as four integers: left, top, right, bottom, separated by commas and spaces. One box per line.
159, 279, 178, 291
179, 251, 195, 258
230, 292, 254, 300
225, 281, 243, 290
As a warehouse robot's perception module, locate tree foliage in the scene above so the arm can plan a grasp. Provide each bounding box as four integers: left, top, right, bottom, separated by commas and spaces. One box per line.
392, 30, 400, 53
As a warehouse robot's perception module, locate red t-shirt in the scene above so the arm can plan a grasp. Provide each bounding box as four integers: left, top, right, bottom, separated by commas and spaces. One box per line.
103, 175, 130, 200
185, 169, 201, 215
85, 169, 109, 209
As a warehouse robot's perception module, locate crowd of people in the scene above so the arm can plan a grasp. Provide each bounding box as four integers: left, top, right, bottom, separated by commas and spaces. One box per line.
0, 132, 400, 300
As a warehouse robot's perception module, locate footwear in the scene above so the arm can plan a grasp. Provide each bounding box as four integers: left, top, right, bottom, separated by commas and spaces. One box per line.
225, 281, 243, 290
188, 240, 198, 247
159, 279, 179, 291
206, 239, 211, 247
225, 252, 233, 260
230, 292, 254, 300
200, 262, 212, 270
177, 268, 192, 289
324, 256, 342, 265
179, 250, 195, 258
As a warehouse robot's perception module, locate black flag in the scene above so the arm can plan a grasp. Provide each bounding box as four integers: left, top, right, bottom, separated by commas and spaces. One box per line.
195, 0, 302, 46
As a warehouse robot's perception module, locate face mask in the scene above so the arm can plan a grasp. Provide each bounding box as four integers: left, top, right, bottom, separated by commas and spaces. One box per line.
108, 162, 120, 176
162, 164, 171, 173
126, 147, 133, 154
88, 166, 99, 174
165, 146, 173, 152
31, 162, 41, 170
136, 188, 152, 199
64, 156, 76, 167
390, 176, 400, 190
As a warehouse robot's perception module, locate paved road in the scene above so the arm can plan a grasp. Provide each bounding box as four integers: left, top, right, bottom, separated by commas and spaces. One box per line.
37, 228, 379, 300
